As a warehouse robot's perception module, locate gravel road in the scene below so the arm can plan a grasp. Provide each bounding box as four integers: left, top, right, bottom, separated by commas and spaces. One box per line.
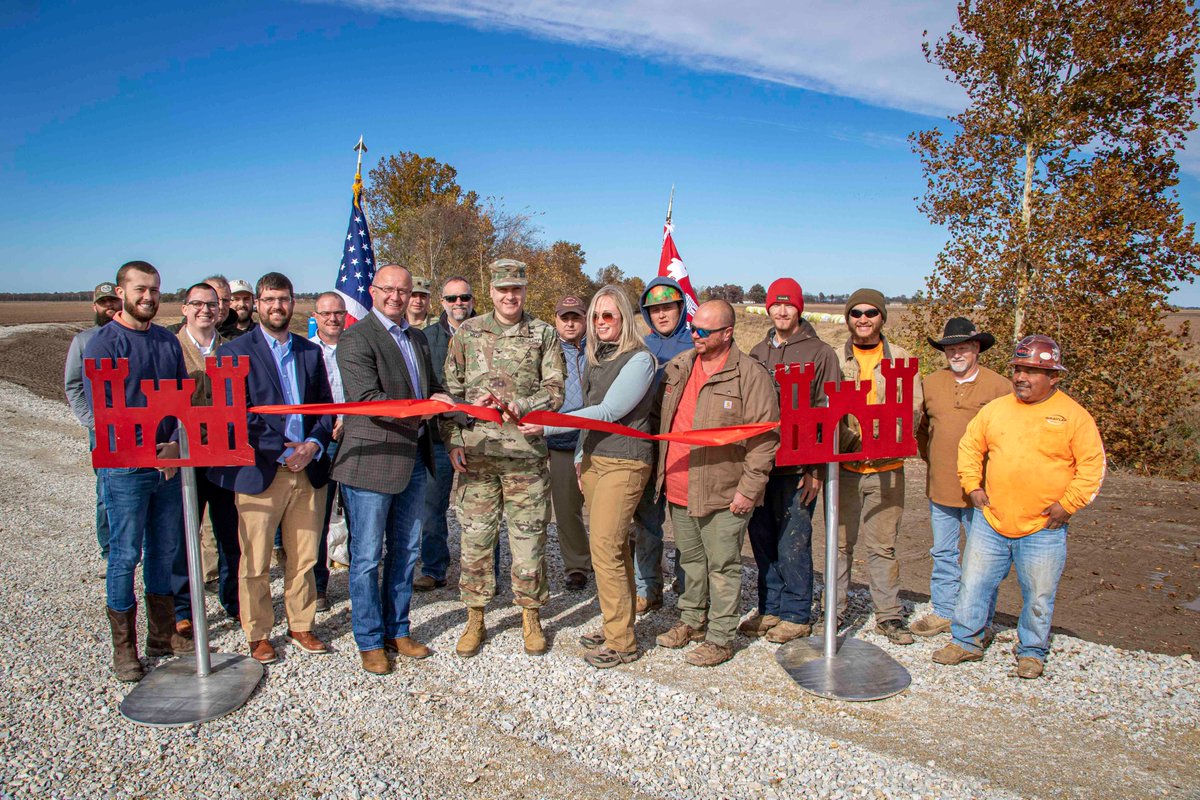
0, 378, 1197, 800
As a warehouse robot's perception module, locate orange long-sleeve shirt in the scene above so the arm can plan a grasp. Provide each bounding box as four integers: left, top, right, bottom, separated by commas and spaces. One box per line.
958, 390, 1106, 538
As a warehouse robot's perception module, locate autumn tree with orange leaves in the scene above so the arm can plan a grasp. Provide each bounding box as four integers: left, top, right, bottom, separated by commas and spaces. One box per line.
904, 0, 1200, 476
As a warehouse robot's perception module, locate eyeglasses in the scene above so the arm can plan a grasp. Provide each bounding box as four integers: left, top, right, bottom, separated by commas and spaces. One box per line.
689, 324, 732, 338
372, 285, 407, 296
848, 308, 881, 319
258, 296, 292, 306
592, 311, 621, 323
314, 310, 347, 318
443, 294, 472, 303
184, 301, 219, 310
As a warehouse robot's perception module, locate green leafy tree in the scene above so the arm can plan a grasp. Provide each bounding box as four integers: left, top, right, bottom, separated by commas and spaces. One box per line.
904, 0, 1200, 475
747, 283, 767, 303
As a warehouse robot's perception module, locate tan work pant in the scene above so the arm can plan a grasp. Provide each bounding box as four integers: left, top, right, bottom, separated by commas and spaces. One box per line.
836, 466, 905, 622
549, 448, 591, 575
236, 470, 327, 641
579, 455, 651, 653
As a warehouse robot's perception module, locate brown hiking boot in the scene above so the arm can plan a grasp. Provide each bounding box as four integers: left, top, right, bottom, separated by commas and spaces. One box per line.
635, 595, 662, 615
106, 605, 144, 682
1017, 656, 1044, 679
765, 620, 812, 643
655, 622, 706, 649
738, 613, 781, 637
456, 607, 486, 658
910, 614, 951, 637
360, 649, 391, 675
875, 619, 915, 645
522, 608, 546, 656
685, 641, 734, 667
385, 636, 431, 660
932, 642, 983, 665
144, 593, 192, 656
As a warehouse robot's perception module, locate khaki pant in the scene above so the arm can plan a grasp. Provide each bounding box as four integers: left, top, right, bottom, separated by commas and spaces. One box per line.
200, 516, 219, 583
236, 470, 327, 641
549, 448, 591, 575
670, 503, 749, 647
580, 455, 651, 653
836, 466, 905, 622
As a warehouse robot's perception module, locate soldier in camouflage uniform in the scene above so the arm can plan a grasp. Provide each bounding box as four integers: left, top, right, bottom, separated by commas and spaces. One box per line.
442, 259, 566, 657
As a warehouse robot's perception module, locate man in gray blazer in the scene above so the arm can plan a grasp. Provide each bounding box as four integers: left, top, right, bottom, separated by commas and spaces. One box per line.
332, 264, 453, 675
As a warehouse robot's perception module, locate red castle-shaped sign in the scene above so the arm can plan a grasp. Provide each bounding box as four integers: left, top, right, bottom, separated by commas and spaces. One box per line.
774, 358, 919, 466
85, 356, 255, 468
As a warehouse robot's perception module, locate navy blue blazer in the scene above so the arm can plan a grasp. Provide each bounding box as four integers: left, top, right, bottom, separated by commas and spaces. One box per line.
208, 328, 334, 495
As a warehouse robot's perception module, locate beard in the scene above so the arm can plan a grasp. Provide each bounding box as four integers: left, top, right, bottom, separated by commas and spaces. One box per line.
123, 296, 157, 324
949, 359, 971, 374
260, 310, 292, 334
94, 310, 114, 326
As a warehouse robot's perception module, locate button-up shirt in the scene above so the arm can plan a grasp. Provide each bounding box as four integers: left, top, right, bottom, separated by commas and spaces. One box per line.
261, 327, 323, 464
371, 307, 425, 399
308, 334, 345, 403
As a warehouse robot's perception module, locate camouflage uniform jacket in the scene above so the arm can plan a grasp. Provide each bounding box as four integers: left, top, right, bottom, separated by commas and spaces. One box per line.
441, 311, 566, 459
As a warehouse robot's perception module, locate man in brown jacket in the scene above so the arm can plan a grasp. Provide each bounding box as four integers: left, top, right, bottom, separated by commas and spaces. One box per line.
743, 278, 840, 643
836, 288, 923, 645
171, 282, 241, 633
912, 317, 1010, 636
654, 300, 780, 666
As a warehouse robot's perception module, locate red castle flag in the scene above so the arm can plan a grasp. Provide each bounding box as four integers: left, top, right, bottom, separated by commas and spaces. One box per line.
658, 192, 700, 320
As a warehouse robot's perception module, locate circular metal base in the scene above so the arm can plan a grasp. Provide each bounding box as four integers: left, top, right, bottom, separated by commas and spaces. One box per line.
776, 635, 911, 702
120, 652, 264, 727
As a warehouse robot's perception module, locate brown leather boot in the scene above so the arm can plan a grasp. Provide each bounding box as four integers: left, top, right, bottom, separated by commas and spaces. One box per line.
106, 606, 144, 682
522, 608, 546, 656
456, 607, 486, 658
144, 593, 193, 656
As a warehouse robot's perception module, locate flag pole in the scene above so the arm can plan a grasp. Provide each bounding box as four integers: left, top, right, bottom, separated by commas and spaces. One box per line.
666, 184, 674, 225
353, 135, 368, 203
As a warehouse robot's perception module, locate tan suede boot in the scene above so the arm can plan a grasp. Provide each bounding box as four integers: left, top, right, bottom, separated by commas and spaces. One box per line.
144, 593, 193, 656
522, 608, 546, 656
106, 606, 144, 682
456, 607, 486, 658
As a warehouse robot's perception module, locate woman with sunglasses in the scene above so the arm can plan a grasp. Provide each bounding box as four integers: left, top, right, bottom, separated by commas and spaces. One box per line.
519, 286, 657, 668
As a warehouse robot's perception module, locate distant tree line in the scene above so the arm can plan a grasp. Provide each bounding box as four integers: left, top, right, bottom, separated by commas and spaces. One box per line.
698, 285, 917, 305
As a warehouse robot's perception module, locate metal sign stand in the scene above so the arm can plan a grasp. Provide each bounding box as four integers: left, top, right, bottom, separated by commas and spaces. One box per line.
775, 447, 911, 701
120, 429, 262, 727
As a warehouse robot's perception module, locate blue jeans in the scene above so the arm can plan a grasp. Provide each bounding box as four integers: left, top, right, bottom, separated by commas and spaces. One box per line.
100, 467, 183, 612
172, 475, 240, 621
88, 430, 110, 557
747, 473, 816, 624
632, 479, 683, 600
420, 441, 454, 581
929, 501, 975, 619
951, 514, 1067, 661
342, 467, 427, 651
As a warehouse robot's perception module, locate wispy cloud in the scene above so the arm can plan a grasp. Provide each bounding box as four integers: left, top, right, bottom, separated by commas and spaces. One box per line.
330, 0, 1200, 177
338, 0, 964, 115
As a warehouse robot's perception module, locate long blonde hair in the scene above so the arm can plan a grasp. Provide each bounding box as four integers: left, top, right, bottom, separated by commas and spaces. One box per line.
585, 286, 648, 367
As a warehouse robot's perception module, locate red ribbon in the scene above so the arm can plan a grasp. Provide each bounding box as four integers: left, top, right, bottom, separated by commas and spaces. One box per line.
249, 399, 778, 447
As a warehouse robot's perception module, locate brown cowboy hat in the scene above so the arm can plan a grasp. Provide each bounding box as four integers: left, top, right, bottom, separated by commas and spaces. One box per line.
928, 317, 995, 352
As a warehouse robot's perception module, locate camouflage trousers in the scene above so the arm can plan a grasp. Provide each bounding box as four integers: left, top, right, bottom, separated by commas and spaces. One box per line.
457, 454, 550, 608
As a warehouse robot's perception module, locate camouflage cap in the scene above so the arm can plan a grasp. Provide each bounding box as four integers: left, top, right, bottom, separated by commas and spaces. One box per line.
490, 258, 528, 288
93, 282, 118, 302
643, 284, 682, 307
412, 276, 432, 295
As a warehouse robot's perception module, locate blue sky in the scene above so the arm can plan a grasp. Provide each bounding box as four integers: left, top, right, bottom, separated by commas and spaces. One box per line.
2, 0, 1198, 305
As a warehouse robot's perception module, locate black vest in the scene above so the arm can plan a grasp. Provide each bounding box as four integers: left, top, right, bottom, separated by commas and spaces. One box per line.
581, 345, 655, 465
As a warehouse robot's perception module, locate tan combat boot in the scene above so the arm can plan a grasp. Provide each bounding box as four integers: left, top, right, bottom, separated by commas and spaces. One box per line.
522, 608, 546, 656
456, 607, 486, 658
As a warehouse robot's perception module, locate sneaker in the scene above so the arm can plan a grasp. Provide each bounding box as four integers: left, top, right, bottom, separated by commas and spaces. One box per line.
910, 614, 951, 637
656, 622, 706, 649
684, 641, 733, 667
875, 619, 915, 645
1016, 656, 1044, 679
932, 642, 983, 665
737, 612, 781, 637
765, 620, 812, 643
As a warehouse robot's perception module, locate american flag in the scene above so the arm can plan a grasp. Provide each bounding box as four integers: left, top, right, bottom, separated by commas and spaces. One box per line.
335, 182, 375, 326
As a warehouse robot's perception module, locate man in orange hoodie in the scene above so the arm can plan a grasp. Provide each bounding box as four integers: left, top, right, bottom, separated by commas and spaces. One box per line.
933, 335, 1105, 679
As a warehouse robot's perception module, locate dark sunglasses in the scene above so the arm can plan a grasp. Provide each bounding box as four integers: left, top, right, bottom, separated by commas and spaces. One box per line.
443, 294, 473, 303
689, 324, 731, 338
592, 310, 621, 323
849, 308, 881, 319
